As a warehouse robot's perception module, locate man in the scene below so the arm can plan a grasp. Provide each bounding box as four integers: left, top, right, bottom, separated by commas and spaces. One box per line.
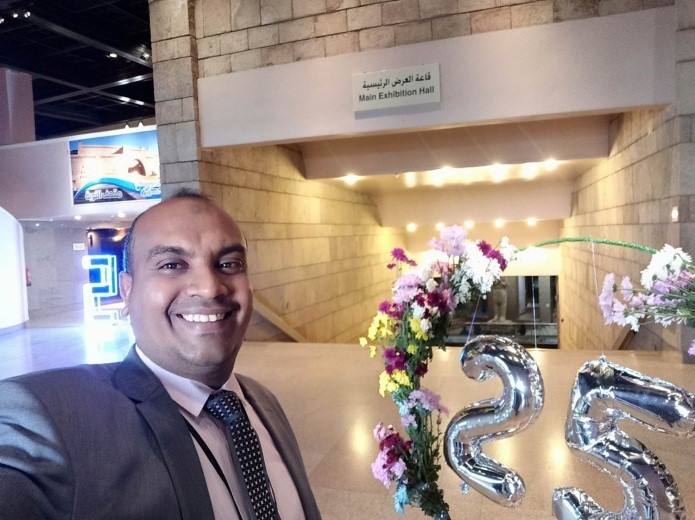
0, 191, 321, 519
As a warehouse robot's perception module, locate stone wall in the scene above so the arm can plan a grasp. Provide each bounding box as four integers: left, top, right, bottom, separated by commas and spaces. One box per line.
23, 224, 89, 320
193, 0, 673, 77
560, 107, 692, 352
199, 145, 404, 342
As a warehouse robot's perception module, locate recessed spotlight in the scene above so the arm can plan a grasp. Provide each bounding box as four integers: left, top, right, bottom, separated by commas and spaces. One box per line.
491, 163, 507, 183
544, 158, 559, 171
142, 52, 150, 59
23, 10, 30, 17
435, 222, 445, 231
493, 218, 505, 228
464, 220, 474, 230
12, 11, 19, 18
34, 223, 40, 227
521, 163, 538, 180
0, 16, 5, 24
74, 215, 82, 221
526, 217, 538, 226
406, 223, 418, 233
343, 173, 360, 186
107, 53, 118, 59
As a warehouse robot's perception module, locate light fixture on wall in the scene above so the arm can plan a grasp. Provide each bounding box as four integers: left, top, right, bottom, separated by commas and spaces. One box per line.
403, 171, 416, 188
521, 163, 538, 180
435, 222, 445, 231
406, 223, 417, 233
490, 163, 507, 183
526, 217, 538, 226
671, 206, 679, 222
464, 220, 474, 230
493, 218, 505, 228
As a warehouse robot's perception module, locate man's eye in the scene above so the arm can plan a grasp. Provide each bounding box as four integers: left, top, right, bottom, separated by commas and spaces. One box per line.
220, 260, 244, 272
160, 262, 183, 270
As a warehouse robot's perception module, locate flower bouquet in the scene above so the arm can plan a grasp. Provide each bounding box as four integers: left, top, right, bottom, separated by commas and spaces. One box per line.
360, 226, 515, 518
598, 244, 695, 353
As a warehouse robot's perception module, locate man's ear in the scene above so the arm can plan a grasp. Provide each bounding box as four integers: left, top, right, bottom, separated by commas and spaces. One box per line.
119, 272, 133, 317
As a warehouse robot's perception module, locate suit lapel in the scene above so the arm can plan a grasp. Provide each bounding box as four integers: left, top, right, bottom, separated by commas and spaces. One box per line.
114, 348, 215, 520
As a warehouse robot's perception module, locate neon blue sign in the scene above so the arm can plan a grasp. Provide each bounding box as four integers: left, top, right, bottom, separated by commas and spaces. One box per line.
82, 254, 119, 322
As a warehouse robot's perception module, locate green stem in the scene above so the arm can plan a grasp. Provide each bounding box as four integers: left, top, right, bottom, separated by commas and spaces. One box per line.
518, 237, 658, 254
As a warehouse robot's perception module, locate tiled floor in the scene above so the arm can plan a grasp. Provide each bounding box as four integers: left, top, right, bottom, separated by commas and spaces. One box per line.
2, 316, 695, 519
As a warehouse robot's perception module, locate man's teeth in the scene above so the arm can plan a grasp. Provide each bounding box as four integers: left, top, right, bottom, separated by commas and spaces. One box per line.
181, 313, 226, 323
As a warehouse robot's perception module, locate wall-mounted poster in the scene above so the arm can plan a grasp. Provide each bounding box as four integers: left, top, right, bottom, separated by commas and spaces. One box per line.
70, 129, 160, 205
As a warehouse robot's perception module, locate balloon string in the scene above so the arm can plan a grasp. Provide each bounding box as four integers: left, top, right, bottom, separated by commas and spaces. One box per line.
531, 277, 538, 349
467, 297, 481, 344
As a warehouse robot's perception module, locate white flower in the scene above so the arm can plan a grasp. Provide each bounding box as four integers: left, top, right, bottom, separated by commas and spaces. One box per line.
412, 304, 426, 319
641, 245, 692, 289
420, 318, 431, 333
425, 278, 438, 293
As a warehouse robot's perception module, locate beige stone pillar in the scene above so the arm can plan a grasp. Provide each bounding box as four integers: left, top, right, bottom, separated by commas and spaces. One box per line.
676, 0, 695, 359
149, 0, 202, 196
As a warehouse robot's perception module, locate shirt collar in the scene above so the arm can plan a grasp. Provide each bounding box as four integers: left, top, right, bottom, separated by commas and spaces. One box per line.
135, 346, 243, 417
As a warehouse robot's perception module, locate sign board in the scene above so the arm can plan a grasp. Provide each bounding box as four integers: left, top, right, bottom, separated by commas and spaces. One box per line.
70, 129, 161, 205
352, 63, 440, 113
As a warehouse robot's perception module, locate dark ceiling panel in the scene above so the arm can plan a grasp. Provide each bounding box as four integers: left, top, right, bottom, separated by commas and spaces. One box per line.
0, 0, 153, 139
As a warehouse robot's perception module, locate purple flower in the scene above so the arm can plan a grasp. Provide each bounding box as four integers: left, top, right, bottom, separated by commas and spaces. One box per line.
688, 340, 695, 357
391, 248, 417, 267
477, 240, 508, 270
378, 300, 403, 319
383, 348, 406, 374
405, 389, 449, 415
401, 414, 416, 428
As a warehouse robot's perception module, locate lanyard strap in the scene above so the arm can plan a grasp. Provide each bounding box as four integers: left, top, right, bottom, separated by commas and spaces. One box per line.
184, 418, 243, 519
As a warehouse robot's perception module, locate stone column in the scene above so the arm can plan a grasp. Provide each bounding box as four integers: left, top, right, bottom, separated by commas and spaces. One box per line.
676, 0, 695, 359
149, 0, 202, 196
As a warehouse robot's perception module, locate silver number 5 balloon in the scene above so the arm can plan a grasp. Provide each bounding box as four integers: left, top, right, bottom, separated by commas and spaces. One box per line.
553, 356, 695, 520
444, 335, 544, 507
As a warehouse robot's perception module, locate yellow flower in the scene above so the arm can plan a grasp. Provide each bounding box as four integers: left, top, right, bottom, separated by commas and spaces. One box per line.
378, 369, 412, 397
368, 312, 395, 341
406, 343, 418, 355
409, 317, 429, 341
359, 337, 377, 358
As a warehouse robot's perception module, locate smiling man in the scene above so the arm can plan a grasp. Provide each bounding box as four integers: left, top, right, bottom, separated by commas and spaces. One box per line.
0, 190, 321, 520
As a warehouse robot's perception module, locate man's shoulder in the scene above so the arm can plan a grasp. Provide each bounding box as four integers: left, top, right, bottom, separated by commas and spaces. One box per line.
1, 362, 122, 394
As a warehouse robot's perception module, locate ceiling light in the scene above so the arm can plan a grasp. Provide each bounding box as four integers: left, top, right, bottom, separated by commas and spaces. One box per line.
74, 215, 82, 221
142, 52, 151, 59
491, 163, 507, 183
0, 17, 5, 24
526, 217, 538, 226
406, 223, 417, 233
34, 223, 40, 227
464, 220, 474, 230
493, 218, 505, 228
108, 53, 118, 59
435, 222, 445, 231
544, 158, 559, 171
343, 173, 360, 186
521, 163, 538, 180
23, 10, 30, 18
12, 12, 19, 18
117, 211, 126, 218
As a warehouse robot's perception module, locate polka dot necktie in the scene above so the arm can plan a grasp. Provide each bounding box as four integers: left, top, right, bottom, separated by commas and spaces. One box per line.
205, 391, 280, 520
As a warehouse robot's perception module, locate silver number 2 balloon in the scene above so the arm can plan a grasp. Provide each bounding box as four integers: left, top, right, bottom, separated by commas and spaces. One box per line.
553, 356, 695, 520
444, 335, 544, 507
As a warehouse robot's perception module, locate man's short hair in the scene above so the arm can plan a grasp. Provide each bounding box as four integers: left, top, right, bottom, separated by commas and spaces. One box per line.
122, 189, 212, 274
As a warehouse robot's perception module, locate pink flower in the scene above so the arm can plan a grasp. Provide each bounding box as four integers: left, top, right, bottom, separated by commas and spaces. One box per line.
599, 274, 616, 319
383, 348, 406, 374
406, 389, 449, 415
371, 452, 393, 487
688, 340, 695, 357
378, 300, 403, 319
429, 226, 467, 257
393, 272, 423, 305
391, 248, 417, 266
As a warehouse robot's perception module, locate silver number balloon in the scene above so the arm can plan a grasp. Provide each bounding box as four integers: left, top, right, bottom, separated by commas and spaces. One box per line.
553, 356, 695, 520
444, 335, 545, 507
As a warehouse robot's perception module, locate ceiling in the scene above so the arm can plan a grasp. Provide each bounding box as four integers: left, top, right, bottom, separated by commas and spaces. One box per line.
0, 0, 153, 140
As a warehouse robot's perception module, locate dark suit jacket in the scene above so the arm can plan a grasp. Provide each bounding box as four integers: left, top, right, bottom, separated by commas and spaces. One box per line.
0, 348, 321, 520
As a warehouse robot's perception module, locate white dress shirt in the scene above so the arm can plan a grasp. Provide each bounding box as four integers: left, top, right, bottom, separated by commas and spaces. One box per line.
136, 347, 305, 520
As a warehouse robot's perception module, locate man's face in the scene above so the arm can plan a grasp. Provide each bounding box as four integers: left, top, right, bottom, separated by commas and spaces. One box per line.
119, 198, 253, 388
